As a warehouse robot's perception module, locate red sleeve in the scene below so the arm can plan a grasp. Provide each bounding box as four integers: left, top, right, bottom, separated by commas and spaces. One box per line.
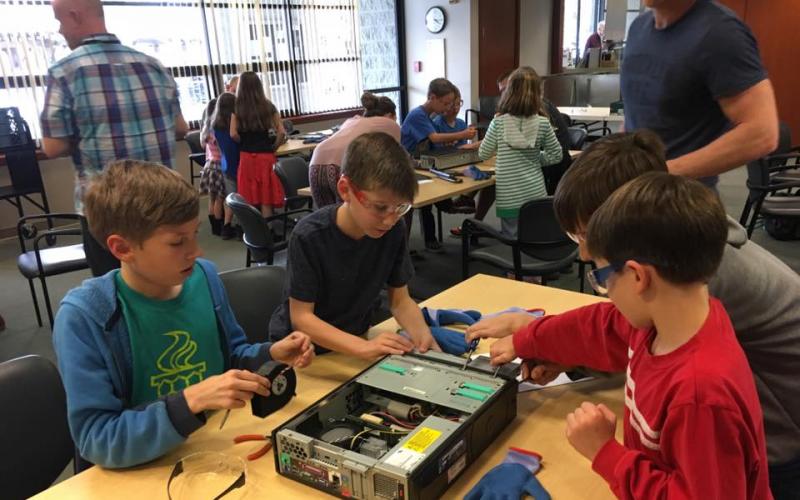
592, 404, 764, 500
511, 302, 631, 372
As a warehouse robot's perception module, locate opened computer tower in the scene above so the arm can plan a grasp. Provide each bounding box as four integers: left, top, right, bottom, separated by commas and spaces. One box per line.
272, 351, 518, 500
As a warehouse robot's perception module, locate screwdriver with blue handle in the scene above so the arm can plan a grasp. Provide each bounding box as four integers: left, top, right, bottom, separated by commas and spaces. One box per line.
462, 338, 479, 370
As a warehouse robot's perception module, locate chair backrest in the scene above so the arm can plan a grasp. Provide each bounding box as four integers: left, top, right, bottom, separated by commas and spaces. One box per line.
4, 147, 45, 195
745, 122, 793, 190
283, 119, 299, 136
517, 198, 577, 260
0, 355, 74, 500
566, 127, 588, 150
185, 130, 203, 155
219, 266, 286, 343
478, 95, 500, 121
225, 193, 276, 261
275, 156, 310, 210
79, 215, 120, 277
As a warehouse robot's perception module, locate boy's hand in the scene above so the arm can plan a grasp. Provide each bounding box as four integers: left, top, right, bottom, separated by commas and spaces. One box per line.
466, 313, 532, 343
462, 126, 477, 139
358, 332, 414, 359
269, 331, 315, 368
184, 369, 270, 414
408, 328, 441, 353
520, 360, 570, 385
566, 402, 617, 461
489, 335, 517, 365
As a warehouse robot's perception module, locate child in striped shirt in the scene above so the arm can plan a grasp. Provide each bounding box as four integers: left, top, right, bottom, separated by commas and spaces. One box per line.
478, 66, 563, 237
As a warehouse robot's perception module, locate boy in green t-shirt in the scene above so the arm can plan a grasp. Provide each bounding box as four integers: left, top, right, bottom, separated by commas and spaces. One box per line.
53, 159, 314, 469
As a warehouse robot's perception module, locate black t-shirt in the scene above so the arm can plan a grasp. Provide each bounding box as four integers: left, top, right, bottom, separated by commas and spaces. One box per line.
239, 128, 277, 153
621, 0, 766, 186
268, 204, 414, 343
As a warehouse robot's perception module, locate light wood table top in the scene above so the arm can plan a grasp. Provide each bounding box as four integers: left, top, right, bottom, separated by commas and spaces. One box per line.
35, 274, 619, 500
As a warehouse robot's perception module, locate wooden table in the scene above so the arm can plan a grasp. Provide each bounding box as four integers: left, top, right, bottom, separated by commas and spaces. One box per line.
276, 130, 334, 157
34, 274, 620, 500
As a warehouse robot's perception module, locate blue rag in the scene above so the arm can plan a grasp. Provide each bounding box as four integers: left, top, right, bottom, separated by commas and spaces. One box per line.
422, 308, 482, 328
429, 326, 471, 355
465, 165, 491, 180
464, 463, 551, 500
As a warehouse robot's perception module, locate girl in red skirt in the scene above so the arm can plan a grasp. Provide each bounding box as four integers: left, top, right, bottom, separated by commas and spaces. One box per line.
230, 71, 286, 217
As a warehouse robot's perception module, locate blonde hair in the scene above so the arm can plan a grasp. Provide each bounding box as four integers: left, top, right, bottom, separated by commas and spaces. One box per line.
84, 160, 199, 248
496, 66, 544, 118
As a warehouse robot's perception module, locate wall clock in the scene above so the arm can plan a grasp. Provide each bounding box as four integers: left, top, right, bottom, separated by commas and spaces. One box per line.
425, 6, 446, 34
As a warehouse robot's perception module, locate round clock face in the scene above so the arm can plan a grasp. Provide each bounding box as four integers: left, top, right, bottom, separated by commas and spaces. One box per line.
425, 7, 446, 34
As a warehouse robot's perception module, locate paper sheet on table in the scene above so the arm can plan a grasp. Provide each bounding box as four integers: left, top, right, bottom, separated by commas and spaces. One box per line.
471, 353, 593, 393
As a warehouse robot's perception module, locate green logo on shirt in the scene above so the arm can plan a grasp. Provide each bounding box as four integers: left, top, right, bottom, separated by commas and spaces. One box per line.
150, 331, 207, 397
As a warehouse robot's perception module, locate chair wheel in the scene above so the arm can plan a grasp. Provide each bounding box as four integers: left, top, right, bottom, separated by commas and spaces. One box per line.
21, 223, 37, 240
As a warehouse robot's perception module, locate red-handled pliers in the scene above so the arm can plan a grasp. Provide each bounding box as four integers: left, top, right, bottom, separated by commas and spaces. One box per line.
233, 434, 272, 461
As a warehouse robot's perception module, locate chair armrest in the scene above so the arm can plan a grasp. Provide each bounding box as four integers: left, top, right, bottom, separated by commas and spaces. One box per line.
462, 218, 516, 246
285, 194, 310, 204
188, 153, 206, 166
32, 227, 83, 252
747, 179, 800, 192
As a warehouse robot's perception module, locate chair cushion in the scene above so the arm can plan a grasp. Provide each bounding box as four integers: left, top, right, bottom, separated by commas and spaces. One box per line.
469, 244, 578, 276
761, 196, 800, 217
17, 244, 88, 279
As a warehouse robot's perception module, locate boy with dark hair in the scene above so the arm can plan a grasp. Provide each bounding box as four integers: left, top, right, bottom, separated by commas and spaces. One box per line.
469, 131, 800, 498
54, 160, 314, 469
489, 173, 772, 498
269, 133, 439, 359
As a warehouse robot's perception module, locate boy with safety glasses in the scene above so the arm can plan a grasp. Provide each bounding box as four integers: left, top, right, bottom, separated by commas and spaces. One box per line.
269, 132, 439, 359
487, 172, 771, 498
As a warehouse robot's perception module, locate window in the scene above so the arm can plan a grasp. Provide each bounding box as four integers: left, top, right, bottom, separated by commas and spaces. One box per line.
0, 0, 403, 138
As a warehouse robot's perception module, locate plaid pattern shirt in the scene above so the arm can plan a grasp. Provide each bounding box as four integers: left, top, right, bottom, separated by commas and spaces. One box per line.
41, 33, 181, 206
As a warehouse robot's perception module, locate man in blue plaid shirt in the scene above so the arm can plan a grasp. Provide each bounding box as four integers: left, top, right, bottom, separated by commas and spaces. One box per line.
41, 0, 189, 209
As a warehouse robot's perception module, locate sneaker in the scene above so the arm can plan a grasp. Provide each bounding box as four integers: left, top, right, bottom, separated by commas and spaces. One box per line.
424, 240, 444, 253
221, 223, 236, 240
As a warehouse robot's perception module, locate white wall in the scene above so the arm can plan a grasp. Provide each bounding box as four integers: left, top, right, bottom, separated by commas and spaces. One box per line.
519, 0, 553, 75
404, 1, 479, 110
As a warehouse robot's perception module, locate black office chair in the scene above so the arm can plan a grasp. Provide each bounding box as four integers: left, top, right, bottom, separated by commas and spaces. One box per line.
79, 215, 120, 277
274, 156, 314, 237
185, 130, 205, 186
566, 127, 589, 150
465, 95, 499, 139
461, 198, 580, 287
739, 123, 800, 237
17, 213, 89, 328
219, 266, 286, 343
225, 193, 288, 266
0, 355, 74, 500
0, 108, 52, 220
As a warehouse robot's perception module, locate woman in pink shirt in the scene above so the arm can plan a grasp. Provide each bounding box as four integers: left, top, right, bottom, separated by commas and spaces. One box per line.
309, 92, 400, 207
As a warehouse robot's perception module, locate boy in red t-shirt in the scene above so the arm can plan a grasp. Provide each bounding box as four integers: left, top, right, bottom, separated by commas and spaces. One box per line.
490, 172, 772, 499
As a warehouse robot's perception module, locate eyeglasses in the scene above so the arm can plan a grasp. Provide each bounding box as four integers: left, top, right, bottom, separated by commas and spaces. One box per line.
347, 178, 412, 218
566, 231, 585, 244
586, 262, 623, 295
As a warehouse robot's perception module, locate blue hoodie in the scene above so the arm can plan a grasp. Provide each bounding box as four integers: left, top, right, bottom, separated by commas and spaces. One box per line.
53, 258, 272, 468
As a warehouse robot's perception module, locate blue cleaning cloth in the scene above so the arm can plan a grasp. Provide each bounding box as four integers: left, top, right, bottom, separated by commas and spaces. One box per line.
429, 326, 471, 355
464, 463, 551, 500
422, 308, 482, 328
465, 165, 491, 180
482, 307, 545, 320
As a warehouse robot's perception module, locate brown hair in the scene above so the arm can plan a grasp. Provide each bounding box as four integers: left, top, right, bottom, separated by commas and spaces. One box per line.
586, 172, 727, 284
200, 97, 217, 144
553, 130, 667, 233
234, 71, 278, 132
342, 132, 418, 202
427, 78, 455, 99
361, 92, 397, 118
212, 92, 236, 131
84, 160, 199, 248
496, 66, 543, 118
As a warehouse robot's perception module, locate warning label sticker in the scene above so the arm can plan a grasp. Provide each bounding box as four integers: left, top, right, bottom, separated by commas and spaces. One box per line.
403, 427, 442, 453
383, 447, 425, 471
